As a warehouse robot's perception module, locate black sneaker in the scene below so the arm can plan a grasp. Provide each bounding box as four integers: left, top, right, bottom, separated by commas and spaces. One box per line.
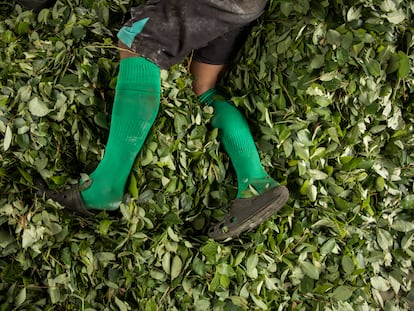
208, 185, 289, 241
35, 177, 96, 217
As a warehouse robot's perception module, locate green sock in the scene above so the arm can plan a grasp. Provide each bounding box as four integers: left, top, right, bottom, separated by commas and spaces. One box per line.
199, 89, 279, 198
81, 57, 160, 210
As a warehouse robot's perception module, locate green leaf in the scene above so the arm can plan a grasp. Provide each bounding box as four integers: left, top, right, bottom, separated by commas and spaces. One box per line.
332, 286, 353, 301
341, 255, 354, 275
192, 256, 207, 276
309, 169, 328, 180
28, 97, 50, 117
162, 252, 171, 275
375, 176, 385, 191
145, 299, 158, 311
326, 29, 341, 45
251, 293, 268, 310
171, 255, 183, 280
233, 251, 246, 266
391, 220, 414, 232
167, 227, 180, 242
377, 228, 393, 250
320, 239, 336, 256
310, 54, 325, 69
201, 241, 220, 260
246, 254, 259, 279
401, 232, 414, 250
17, 21, 30, 35
280, 1, 293, 16
400, 195, 414, 209
95, 252, 116, 263
128, 173, 139, 199
3, 125, 12, 151
71, 25, 86, 39
220, 273, 230, 288
114, 296, 130, 311
217, 263, 235, 277
366, 59, 381, 77
313, 283, 334, 294
98, 219, 112, 235
0, 230, 15, 248
327, 127, 340, 144
333, 196, 349, 211
397, 51, 410, 79
299, 261, 320, 280
307, 184, 317, 202
371, 276, 390, 291
386, 10, 406, 24
341, 157, 363, 171
15, 287, 26, 307
209, 272, 220, 292
49, 287, 60, 304
293, 141, 309, 161
94, 112, 109, 129
21, 226, 42, 249
194, 299, 211, 311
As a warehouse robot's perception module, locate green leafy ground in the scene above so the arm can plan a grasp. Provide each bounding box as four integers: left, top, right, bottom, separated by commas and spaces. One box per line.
1, 0, 414, 310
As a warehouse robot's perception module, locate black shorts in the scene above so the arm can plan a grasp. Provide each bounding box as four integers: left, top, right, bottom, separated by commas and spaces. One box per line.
122, 0, 268, 69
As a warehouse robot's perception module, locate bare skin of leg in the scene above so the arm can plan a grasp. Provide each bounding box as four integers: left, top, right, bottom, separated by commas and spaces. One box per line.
190, 61, 226, 96
118, 41, 225, 96
118, 41, 140, 59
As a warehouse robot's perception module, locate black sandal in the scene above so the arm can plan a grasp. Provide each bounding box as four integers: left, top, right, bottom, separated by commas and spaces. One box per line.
208, 185, 289, 241
35, 178, 96, 217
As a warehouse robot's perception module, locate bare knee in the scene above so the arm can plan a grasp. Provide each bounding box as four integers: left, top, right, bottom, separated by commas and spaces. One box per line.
190, 61, 227, 96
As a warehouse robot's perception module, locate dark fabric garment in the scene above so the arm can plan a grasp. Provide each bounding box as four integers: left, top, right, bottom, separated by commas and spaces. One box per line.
124, 0, 268, 69
192, 25, 252, 65
16, 0, 55, 11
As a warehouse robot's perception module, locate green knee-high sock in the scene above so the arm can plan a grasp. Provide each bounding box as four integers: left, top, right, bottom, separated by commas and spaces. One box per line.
81, 57, 160, 210
199, 89, 279, 198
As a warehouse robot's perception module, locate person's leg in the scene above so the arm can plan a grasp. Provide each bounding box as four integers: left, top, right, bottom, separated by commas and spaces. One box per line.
191, 62, 226, 96
190, 22, 289, 240
40, 40, 160, 213
80, 42, 160, 210
193, 63, 289, 240
193, 62, 279, 198
190, 23, 282, 198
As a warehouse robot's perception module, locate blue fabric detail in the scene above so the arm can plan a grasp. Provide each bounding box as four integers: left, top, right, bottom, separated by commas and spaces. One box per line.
117, 17, 150, 48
